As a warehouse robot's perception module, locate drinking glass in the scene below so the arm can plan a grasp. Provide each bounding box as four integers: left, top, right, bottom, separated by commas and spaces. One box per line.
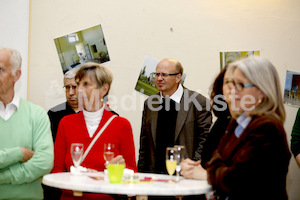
70, 143, 84, 168
174, 145, 185, 182
165, 147, 177, 183
104, 143, 115, 166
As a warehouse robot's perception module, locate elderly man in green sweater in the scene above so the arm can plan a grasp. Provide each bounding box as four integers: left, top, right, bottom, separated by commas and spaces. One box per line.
0, 47, 54, 200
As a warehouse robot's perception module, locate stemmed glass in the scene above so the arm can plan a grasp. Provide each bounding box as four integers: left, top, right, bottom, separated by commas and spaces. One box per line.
71, 143, 84, 169
103, 143, 115, 167
174, 145, 185, 182
165, 147, 177, 183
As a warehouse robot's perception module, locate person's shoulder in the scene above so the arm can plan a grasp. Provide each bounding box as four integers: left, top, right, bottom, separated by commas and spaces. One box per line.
145, 92, 160, 103
110, 113, 131, 126
250, 114, 285, 135
253, 114, 280, 124
183, 87, 206, 98
182, 87, 209, 106
106, 107, 119, 116
20, 98, 46, 113
19, 99, 48, 122
61, 111, 80, 121
48, 102, 68, 113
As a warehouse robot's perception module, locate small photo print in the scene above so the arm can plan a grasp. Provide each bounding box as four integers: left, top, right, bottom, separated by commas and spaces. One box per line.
283, 70, 300, 107
54, 24, 110, 74
220, 51, 260, 71
135, 56, 160, 96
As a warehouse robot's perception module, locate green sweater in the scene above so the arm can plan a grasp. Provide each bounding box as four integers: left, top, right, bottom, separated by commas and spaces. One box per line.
291, 108, 300, 157
0, 99, 54, 200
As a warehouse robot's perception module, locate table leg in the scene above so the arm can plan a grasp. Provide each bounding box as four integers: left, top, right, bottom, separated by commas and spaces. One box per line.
136, 195, 148, 200
73, 191, 83, 197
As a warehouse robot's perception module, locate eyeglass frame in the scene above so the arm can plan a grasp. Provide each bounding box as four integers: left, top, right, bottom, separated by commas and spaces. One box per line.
226, 80, 256, 91
151, 72, 180, 78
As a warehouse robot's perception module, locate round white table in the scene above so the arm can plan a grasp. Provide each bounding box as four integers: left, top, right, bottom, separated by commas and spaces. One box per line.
42, 172, 212, 200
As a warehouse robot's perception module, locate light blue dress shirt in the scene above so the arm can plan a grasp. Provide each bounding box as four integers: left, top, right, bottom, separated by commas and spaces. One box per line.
234, 112, 252, 138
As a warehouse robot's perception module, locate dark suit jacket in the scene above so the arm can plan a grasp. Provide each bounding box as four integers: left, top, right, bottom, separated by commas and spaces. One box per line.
206, 114, 291, 200
48, 102, 76, 142
138, 87, 212, 173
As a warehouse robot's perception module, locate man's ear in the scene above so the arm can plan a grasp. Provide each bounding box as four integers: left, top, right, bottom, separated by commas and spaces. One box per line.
176, 74, 182, 84
13, 69, 21, 82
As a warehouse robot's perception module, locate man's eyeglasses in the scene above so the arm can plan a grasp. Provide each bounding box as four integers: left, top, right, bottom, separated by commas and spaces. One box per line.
63, 85, 77, 91
152, 72, 180, 78
226, 80, 256, 91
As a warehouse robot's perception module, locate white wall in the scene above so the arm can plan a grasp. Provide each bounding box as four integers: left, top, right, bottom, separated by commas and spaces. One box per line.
0, 0, 29, 99
29, 0, 300, 199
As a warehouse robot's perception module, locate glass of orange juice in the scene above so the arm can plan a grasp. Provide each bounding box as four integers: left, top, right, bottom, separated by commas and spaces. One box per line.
165, 147, 177, 183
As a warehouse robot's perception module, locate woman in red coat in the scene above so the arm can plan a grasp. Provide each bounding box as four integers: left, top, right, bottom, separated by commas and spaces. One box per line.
52, 62, 137, 200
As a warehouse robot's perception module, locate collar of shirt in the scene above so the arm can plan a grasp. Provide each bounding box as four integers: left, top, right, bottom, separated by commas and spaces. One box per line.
160, 84, 183, 104
83, 103, 106, 138
234, 112, 252, 138
0, 94, 20, 120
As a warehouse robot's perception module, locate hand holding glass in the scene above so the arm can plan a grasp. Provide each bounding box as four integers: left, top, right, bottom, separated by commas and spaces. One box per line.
71, 143, 84, 168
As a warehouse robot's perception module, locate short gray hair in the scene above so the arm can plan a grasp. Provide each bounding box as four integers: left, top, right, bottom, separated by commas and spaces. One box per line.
64, 68, 79, 79
228, 56, 286, 122
0, 47, 22, 74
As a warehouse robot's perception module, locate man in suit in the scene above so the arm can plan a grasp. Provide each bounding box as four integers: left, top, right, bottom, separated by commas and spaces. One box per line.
47, 68, 80, 142
138, 58, 212, 174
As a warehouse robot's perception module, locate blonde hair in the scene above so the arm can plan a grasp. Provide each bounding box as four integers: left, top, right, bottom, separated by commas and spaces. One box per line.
75, 62, 113, 96
228, 56, 286, 123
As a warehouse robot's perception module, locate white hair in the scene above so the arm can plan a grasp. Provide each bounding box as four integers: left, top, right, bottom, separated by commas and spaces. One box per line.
0, 47, 22, 74
228, 56, 285, 122
64, 68, 79, 79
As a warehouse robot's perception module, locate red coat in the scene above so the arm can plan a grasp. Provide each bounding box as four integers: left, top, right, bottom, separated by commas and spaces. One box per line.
52, 107, 137, 199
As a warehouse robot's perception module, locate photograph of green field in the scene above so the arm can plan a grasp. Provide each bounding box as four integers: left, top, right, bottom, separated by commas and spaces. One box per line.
135, 79, 159, 96
135, 56, 186, 96
135, 56, 159, 96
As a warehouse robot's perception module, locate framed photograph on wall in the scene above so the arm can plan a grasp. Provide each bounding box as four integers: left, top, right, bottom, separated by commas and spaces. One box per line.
220, 51, 260, 71
283, 70, 300, 107
54, 24, 110, 74
135, 56, 186, 96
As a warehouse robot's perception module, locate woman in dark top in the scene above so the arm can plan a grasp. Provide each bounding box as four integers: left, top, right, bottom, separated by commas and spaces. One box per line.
180, 66, 236, 179
201, 66, 234, 168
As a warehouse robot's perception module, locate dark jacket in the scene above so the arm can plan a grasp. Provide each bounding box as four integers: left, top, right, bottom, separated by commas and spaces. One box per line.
48, 102, 75, 142
206, 114, 291, 200
138, 87, 212, 173
291, 108, 300, 157
201, 107, 231, 168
